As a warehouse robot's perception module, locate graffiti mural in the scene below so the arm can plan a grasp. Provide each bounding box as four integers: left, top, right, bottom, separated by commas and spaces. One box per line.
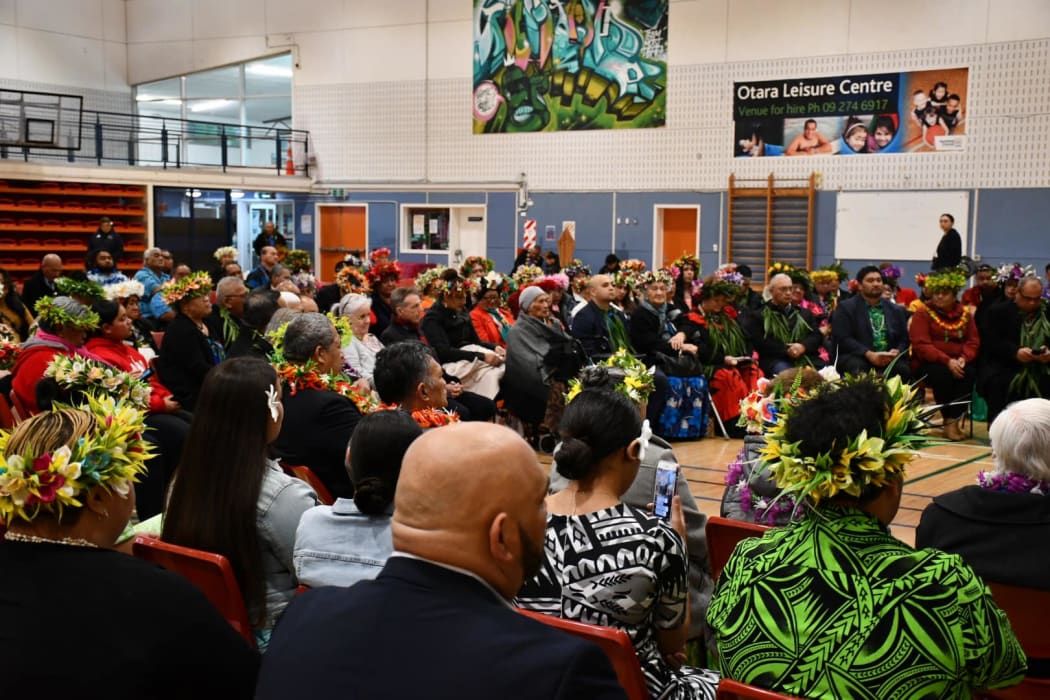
473, 0, 668, 133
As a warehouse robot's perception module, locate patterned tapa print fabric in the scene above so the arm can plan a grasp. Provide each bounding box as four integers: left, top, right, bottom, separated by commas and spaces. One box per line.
707, 505, 1026, 699
516, 503, 718, 700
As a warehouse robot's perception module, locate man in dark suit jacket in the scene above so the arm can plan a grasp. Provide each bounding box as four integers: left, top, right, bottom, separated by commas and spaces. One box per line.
977, 277, 1050, 424
21, 254, 62, 313
270, 312, 361, 499
831, 265, 911, 380
571, 274, 628, 361
257, 423, 626, 700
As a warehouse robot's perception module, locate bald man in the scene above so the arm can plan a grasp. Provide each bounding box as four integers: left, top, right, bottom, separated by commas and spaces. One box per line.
258, 424, 626, 700
21, 253, 63, 313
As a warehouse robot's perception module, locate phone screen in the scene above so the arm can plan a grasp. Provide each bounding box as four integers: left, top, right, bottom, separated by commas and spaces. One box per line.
653, 459, 679, 520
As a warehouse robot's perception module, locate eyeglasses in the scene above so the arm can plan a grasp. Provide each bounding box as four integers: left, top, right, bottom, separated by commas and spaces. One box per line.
1018, 294, 1042, 302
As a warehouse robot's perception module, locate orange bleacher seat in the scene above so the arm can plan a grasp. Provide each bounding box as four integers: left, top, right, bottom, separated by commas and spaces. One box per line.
0, 198, 13, 207
84, 201, 104, 211
706, 516, 770, 581
17, 219, 38, 229
61, 200, 82, 209
516, 609, 650, 700
18, 238, 38, 247
717, 679, 801, 700
132, 535, 256, 649
61, 182, 83, 190
39, 200, 60, 208
40, 219, 61, 228
0, 237, 15, 246
41, 238, 62, 247
17, 199, 37, 208
62, 219, 83, 228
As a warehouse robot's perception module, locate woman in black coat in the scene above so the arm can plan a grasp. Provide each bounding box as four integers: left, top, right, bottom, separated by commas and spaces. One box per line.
155, 272, 224, 411
932, 212, 962, 270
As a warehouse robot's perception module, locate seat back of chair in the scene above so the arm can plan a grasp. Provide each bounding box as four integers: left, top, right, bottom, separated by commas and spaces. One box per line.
988, 582, 1050, 659
132, 535, 256, 649
151, 331, 164, 349
516, 609, 650, 700
8, 391, 29, 424
284, 463, 334, 505
0, 393, 15, 429
717, 679, 801, 699
706, 516, 770, 581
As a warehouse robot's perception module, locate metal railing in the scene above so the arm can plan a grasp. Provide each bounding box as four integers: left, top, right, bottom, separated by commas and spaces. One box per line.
0, 108, 310, 177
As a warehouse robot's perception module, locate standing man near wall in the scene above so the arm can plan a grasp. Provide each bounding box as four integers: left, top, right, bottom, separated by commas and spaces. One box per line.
253, 221, 288, 256
87, 216, 124, 263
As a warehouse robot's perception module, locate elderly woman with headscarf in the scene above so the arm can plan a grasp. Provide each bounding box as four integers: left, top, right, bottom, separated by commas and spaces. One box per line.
10, 295, 102, 415
504, 285, 581, 446
917, 397, 1050, 591
0, 398, 259, 695
333, 292, 384, 384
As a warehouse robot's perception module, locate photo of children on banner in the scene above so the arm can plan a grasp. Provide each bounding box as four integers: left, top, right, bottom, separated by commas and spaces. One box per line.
905, 70, 966, 151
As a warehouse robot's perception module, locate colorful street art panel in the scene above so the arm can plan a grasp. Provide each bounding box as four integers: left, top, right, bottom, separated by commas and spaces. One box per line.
473, 0, 668, 134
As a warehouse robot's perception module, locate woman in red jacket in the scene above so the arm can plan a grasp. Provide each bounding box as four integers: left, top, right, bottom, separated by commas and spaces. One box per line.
86, 298, 192, 517
909, 269, 979, 440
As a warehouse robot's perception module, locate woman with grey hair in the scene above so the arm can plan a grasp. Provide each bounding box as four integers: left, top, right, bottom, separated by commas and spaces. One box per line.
11, 295, 102, 414
917, 397, 1050, 590
333, 293, 384, 383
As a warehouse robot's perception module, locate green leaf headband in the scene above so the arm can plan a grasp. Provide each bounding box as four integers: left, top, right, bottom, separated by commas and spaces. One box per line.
34, 297, 100, 331
54, 277, 106, 302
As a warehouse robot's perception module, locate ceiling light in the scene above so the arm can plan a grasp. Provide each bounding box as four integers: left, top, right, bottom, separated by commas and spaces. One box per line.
230, 190, 244, 199
246, 64, 293, 78
189, 99, 234, 113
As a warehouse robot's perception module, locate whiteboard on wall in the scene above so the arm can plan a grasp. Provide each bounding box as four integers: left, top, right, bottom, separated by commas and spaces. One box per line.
834, 191, 969, 262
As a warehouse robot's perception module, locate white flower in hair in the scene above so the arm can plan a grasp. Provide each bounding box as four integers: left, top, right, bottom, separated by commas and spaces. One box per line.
637, 419, 653, 461
266, 384, 281, 422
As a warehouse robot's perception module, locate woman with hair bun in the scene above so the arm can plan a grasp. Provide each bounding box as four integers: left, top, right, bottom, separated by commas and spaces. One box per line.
293, 409, 424, 587
516, 389, 719, 700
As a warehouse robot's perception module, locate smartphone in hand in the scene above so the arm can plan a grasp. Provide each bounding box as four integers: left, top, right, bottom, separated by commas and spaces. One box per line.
653, 459, 679, 521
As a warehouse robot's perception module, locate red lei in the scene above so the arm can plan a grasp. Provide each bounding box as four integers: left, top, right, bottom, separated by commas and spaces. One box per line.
377, 403, 460, 428
276, 362, 379, 414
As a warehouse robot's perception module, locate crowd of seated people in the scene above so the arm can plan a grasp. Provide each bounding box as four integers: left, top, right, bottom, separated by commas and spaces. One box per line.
1, 244, 1048, 698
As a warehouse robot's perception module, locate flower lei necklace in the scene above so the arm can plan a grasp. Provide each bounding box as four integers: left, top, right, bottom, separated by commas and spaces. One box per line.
977, 470, 1049, 495
275, 361, 378, 415
926, 304, 969, 339
377, 403, 460, 428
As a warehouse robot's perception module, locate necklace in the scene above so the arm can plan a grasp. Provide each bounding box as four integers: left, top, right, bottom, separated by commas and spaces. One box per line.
977, 470, 1049, 495
927, 305, 968, 338
4, 531, 99, 548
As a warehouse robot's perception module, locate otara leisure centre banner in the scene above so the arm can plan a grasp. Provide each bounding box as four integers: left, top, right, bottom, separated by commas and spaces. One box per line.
733, 67, 968, 157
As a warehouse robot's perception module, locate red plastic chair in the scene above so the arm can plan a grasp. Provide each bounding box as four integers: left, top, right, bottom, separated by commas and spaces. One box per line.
0, 393, 15, 429
717, 679, 801, 699
9, 391, 29, 423
706, 516, 770, 581
281, 463, 334, 505
517, 609, 650, 700
151, 331, 164, 349
132, 535, 256, 649
977, 582, 1050, 699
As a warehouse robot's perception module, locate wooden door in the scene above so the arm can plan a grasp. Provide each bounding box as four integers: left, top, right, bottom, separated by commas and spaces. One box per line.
319, 205, 367, 282
660, 207, 698, 267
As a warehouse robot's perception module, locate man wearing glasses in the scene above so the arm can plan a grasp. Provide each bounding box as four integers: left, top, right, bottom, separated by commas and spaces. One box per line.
979, 276, 1050, 423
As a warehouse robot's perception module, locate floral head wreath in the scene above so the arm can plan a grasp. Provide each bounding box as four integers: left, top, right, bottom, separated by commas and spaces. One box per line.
369, 247, 392, 264
365, 261, 402, 284
878, 264, 902, 281
760, 374, 928, 506
511, 265, 544, 288
809, 269, 840, 285
212, 245, 238, 262
43, 355, 151, 410
34, 296, 100, 331
767, 261, 796, 278
819, 261, 850, 282
291, 270, 318, 295
542, 272, 569, 290
996, 263, 1035, 285
103, 280, 145, 302
620, 259, 648, 275
478, 271, 515, 299
432, 275, 480, 297
737, 366, 839, 434
335, 267, 371, 295
562, 260, 591, 280
283, 249, 312, 273
922, 268, 967, 292
414, 265, 447, 295
671, 253, 701, 275
638, 269, 675, 289
159, 271, 213, 306
54, 277, 106, 303
565, 349, 656, 405
460, 256, 494, 277
787, 268, 812, 288
0, 394, 153, 524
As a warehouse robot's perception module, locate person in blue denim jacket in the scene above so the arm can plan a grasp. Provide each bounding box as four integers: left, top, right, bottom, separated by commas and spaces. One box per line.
293, 410, 423, 587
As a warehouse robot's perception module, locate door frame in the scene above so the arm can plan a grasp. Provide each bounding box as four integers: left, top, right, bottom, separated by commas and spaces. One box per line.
652, 204, 701, 269
316, 203, 369, 280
